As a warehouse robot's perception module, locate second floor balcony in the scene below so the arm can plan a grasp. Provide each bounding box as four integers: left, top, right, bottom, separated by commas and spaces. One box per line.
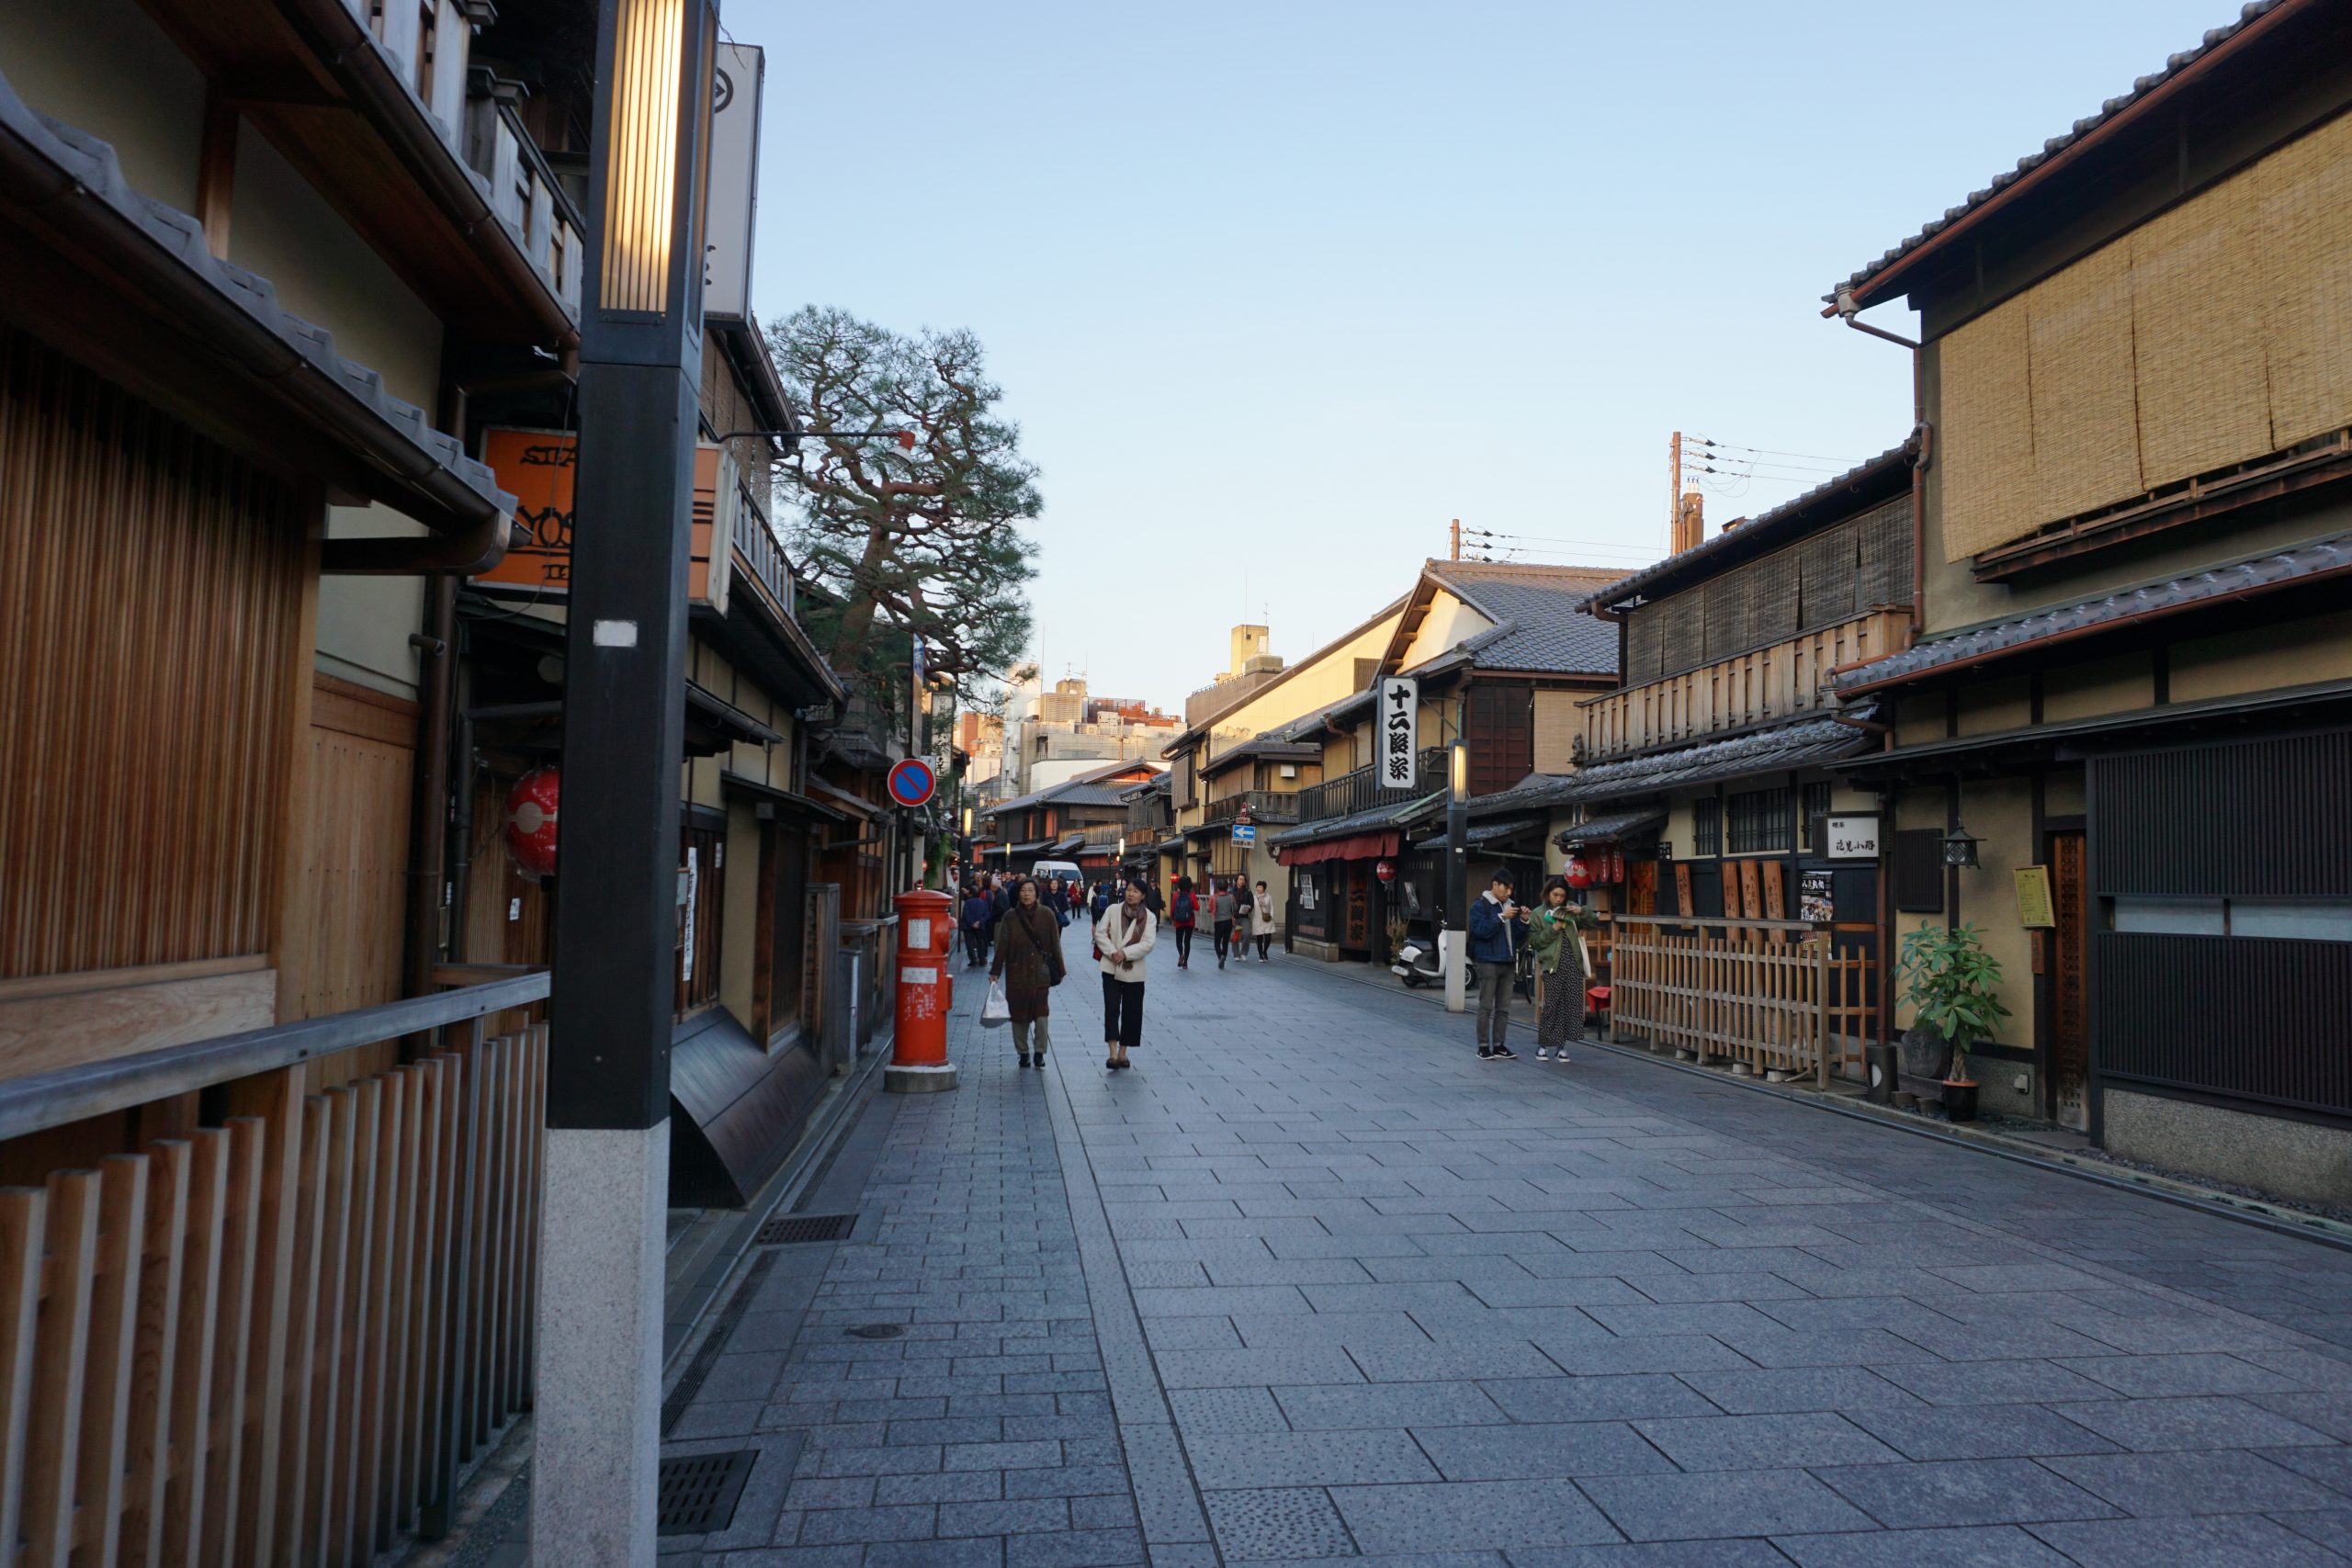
1297, 748, 1448, 822
1578, 608, 1908, 763
1202, 789, 1301, 829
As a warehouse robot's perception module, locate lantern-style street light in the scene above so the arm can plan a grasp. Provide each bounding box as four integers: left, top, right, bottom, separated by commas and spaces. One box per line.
1444, 739, 1471, 1013
1942, 821, 1982, 869
540, 0, 722, 1560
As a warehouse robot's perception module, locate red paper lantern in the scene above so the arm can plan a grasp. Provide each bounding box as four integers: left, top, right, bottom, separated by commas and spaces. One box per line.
1564, 854, 1595, 889
504, 765, 560, 878
1374, 860, 1395, 884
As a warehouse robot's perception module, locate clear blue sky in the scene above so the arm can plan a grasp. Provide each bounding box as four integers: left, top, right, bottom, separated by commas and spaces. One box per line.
735, 0, 2233, 711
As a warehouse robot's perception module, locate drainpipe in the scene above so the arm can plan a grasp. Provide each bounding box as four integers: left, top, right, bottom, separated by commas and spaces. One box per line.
1834, 288, 1927, 648
404, 580, 458, 998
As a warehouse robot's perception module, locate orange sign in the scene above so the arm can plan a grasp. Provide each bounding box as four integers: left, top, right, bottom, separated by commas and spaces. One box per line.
477, 428, 576, 590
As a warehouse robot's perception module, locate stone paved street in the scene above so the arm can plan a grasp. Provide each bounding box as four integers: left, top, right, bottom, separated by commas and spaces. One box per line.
665, 925, 2352, 1566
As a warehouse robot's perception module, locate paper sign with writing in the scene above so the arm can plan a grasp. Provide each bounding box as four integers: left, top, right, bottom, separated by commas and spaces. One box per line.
1824, 814, 1881, 861
1378, 677, 1419, 791
2014, 865, 2055, 928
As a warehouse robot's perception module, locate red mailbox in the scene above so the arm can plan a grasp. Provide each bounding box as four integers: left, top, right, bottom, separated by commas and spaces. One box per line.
886, 888, 959, 1093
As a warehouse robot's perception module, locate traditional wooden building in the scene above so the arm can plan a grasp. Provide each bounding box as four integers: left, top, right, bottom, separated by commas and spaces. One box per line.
1273, 559, 1623, 963
1826, 0, 2352, 1201
978, 761, 1163, 876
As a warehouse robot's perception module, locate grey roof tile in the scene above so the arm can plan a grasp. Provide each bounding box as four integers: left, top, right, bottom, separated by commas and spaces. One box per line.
1570, 715, 1875, 802
1836, 529, 2352, 692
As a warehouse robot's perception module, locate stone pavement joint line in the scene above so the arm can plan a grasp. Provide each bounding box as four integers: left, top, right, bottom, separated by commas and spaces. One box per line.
653, 922, 2352, 1566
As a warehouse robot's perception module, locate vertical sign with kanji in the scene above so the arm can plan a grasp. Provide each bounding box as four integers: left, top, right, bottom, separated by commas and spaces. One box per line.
1379, 677, 1419, 791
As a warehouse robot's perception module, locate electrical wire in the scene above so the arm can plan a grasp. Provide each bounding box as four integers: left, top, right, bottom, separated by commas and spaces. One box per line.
1686, 436, 1865, 466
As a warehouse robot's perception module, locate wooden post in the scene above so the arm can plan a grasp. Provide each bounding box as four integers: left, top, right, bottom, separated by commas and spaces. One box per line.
0, 1188, 48, 1564
1815, 935, 1833, 1089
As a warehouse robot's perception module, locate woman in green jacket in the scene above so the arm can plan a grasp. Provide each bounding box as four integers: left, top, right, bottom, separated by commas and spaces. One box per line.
1526, 876, 1598, 1061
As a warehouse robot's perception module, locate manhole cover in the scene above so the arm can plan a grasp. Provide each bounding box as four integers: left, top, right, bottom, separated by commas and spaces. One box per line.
844, 1322, 905, 1339
753, 1212, 856, 1246
656, 1449, 756, 1535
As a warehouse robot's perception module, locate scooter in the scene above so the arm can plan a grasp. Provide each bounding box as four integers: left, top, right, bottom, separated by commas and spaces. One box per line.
1391, 914, 1476, 990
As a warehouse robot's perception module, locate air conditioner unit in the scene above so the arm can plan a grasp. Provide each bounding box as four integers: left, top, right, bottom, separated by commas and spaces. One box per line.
1279, 764, 1298, 779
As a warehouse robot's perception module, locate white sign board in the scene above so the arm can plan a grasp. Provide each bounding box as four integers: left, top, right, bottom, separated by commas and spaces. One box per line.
705, 42, 763, 319
905, 918, 933, 951
1823, 814, 1882, 861
1378, 677, 1419, 791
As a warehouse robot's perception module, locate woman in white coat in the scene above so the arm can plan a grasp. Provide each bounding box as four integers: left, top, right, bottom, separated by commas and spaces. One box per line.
1093, 881, 1158, 1070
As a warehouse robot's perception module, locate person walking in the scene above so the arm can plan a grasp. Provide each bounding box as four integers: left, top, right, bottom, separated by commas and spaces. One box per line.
1168, 876, 1198, 968
1250, 879, 1278, 962
1094, 881, 1157, 1070
959, 880, 994, 969
1231, 879, 1255, 963
991, 876, 1067, 1070
1525, 877, 1597, 1061
1467, 869, 1527, 1061
1209, 878, 1238, 969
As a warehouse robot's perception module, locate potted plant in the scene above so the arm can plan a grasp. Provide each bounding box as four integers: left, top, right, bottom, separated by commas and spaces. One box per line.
1894, 923, 2011, 1122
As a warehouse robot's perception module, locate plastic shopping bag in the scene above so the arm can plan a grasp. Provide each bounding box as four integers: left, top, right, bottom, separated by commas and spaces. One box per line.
981, 982, 1012, 1028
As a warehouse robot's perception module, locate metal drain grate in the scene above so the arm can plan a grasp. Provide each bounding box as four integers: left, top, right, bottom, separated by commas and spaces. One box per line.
656, 1449, 757, 1536
752, 1212, 855, 1246
844, 1322, 905, 1340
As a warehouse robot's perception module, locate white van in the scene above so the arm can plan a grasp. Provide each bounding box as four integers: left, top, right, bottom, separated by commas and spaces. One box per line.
1028, 859, 1082, 884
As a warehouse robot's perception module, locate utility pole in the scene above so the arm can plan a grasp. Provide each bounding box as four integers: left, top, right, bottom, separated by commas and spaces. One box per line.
1668, 431, 1681, 546
539, 1, 718, 1561
1450, 518, 1461, 561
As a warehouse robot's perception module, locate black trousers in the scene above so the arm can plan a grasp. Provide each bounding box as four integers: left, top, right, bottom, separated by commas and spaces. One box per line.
1102, 975, 1144, 1049
1213, 921, 1234, 963
964, 927, 987, 964
1255, 933, 1272, 959
1173, 926, 1193, 963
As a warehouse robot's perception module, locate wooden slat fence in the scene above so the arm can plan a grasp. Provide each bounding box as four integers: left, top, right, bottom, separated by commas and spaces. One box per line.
1603, 916, 1876, 1084
0, 975, 548, 1566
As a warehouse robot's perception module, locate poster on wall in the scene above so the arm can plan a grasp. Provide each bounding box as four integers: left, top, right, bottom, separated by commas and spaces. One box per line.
2014, 865, 2055, 928
1799, 870, 1835, 924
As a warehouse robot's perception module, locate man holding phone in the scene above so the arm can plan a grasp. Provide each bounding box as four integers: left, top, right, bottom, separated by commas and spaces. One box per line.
1466, 869, 1529, 1060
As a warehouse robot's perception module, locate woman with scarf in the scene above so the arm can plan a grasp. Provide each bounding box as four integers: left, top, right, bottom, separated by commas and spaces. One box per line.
1525, 876, 1599, 1061
1093, 880, 1158, 1070
991, 877, 1067, 1070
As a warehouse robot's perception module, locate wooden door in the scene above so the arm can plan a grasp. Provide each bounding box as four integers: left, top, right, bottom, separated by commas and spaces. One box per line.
2049, 831, 2089, 1128
1464, 683, 1534, 797
1627, 860, 1657, 917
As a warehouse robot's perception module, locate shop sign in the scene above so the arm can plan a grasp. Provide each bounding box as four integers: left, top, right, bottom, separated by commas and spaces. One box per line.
1799, 869, 1835, 924
1823, 814, 1881, 861
1379, 676, 1419, 790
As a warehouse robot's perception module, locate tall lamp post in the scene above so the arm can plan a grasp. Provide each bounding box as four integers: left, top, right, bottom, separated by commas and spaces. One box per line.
540, 0, 718, 1560
1443, 740, 1470, 1013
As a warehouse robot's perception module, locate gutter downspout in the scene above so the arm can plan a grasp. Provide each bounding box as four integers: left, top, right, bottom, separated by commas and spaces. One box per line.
1835, 288, 1926, 649
405, 573, 459, 998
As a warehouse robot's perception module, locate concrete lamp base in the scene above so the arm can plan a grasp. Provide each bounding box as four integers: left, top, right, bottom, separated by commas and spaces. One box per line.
885, 1061, 960, 1094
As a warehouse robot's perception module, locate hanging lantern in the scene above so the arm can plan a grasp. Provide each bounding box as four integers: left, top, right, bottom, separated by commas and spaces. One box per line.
1565, 854, 1595, 889
1940, 821, 1981, 869
504, 765, 560, 878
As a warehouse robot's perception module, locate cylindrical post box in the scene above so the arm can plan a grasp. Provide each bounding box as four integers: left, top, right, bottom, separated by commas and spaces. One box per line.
886, 888, 959, 1093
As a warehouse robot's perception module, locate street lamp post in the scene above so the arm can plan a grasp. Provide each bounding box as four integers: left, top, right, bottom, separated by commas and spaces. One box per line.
1443, 740, 1470, 1013
539, 0, 718, 1560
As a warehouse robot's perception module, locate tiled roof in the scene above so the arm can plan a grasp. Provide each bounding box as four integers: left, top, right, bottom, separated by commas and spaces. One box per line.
1421, 560, 1623, 675
982, 761, 1162, 818
1585, 446, 1914, 610
1204, 736, 1323, 772
1417, 812, 1551, 852
1269, 791, 1444, 850
1834, 529, 2352, 693
1829, 2, 2287, 307
1570, 715, 1875, 802
1464, 773, 1581, 815
0, 71, 510, 527
1555, 808, 1668, 847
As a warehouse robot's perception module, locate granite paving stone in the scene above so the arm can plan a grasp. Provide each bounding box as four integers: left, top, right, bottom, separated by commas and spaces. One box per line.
644, 924, 2352, 1568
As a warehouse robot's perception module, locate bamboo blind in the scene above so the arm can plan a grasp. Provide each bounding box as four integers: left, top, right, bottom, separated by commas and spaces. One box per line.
1940, 108, 2352, 561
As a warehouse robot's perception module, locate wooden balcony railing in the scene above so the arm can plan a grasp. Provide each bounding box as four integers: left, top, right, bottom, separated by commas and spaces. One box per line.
0, 972, 551, 1564
730, 486, 796, 618
1579, 609, 1909, 761
1202, 790, 1300, 828
1598, 915, 1876, 1083
1297, 749, 1447, 823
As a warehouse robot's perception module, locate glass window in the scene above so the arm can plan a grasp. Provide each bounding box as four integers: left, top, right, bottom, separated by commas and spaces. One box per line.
2109, 897, 2223, 935
1692, 797, 1722, 858
2228, 900, 2352, 941
1727, 788, 1793, 855
1802, 782, 1832, 848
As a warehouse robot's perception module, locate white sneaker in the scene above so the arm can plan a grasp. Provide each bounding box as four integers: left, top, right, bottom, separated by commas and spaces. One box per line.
1535, 1047, 1551, 1061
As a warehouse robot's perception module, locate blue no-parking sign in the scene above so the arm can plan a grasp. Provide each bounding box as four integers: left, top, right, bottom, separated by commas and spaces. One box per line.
888, 758, 937, 808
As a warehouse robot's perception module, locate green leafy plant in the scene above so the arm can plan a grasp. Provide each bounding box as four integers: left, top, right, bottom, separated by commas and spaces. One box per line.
1895, 923, 2012, 1082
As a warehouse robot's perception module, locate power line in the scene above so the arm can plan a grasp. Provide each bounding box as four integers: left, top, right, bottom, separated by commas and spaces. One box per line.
1686, 437, 1864, 467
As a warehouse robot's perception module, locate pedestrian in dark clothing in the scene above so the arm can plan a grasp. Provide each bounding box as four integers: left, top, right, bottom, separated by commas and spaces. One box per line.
1210, 879, 1238, 969
1168, 877, 1197, 968
1467, 871, 1527, 1060
1093, 882, 1157, 1069
991, 877, 1067, 1069
960, 886, 993, 968
1526, 877, 1597, 1062
1091, 882, 1113, 920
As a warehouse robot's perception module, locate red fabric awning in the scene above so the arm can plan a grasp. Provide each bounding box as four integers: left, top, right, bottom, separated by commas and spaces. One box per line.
1278, 830, 1398, 866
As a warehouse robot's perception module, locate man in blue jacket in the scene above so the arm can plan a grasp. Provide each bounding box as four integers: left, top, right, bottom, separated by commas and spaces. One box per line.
1466, 869, 1527, 1060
